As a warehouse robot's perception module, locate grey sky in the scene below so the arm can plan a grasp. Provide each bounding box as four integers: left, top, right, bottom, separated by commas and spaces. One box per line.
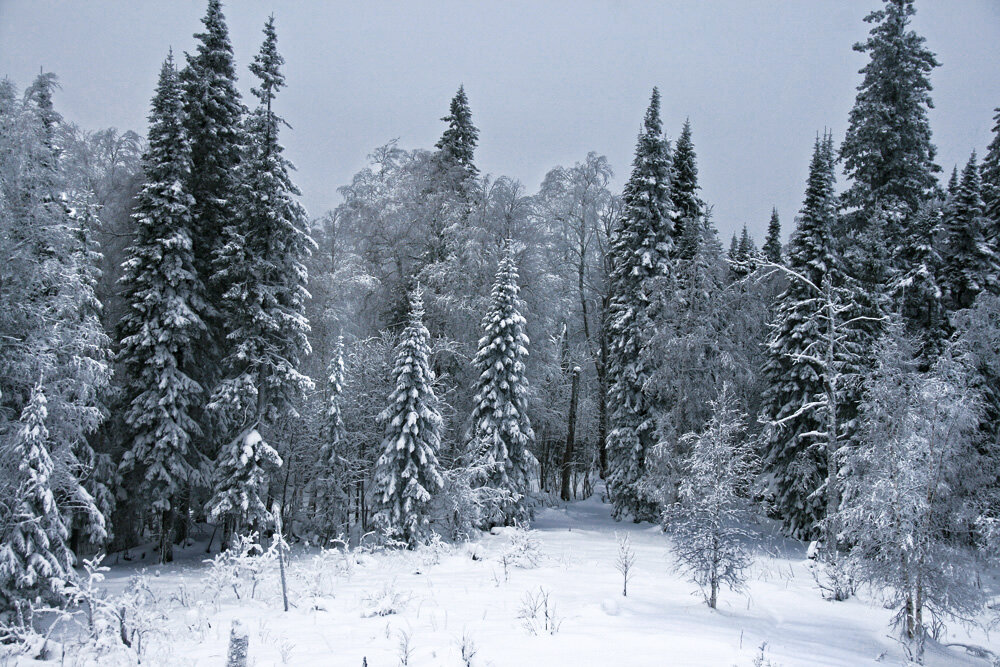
2, 1, 998, 243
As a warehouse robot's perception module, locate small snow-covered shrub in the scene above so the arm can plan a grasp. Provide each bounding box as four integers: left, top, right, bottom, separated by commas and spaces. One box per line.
458, 631, 479, 666
396, 628, 414, 665
357, 529, 409, 554
360, 582, 411, 617
106, 574, 169, 663
294, 543, 350, 597
203, 532, 275, 602
750, 642, 781, 666
517, 587, 561, 635
501, 525, 541, 569
435, 464, 517, 540
420, 531, 452, 566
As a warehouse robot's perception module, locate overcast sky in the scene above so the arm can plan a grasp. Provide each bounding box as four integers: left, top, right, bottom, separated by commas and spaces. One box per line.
2, 1, 998, 243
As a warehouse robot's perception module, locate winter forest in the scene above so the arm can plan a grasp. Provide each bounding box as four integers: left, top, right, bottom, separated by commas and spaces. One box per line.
1, 0, 999, 664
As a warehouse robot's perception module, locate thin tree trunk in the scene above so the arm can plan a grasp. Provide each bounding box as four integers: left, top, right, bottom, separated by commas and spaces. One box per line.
561, 367, 581, 501
597, 298, 610, 478
159, 508, 173, 564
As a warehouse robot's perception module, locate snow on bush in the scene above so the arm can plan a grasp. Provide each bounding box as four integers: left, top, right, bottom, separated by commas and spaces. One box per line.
203, 532, 277, 603
517, 586, 562, 635
360, 581, 412, 617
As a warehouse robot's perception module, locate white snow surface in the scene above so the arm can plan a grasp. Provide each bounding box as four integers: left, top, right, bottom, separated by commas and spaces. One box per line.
63, 492, 998, 665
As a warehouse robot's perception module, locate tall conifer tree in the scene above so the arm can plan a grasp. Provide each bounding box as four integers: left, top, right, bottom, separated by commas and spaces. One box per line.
181, 0, 245, 411
212, 16, 315, 429
761, 134, 843, 539
606, 88, 674, 521
671, 119, 701, 261
982, 107, 1000, 230
117, 53, 208, 563
840, 0, 939, 230
0, 386, 74, 618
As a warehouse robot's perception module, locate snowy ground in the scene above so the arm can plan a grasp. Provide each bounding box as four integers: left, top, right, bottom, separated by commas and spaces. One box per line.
41, 492, 1000, 666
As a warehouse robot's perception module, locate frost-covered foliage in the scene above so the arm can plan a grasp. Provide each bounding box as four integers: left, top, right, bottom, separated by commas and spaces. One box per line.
837, 331, 990, 662
372, 289, 444, 547
117, 51, 208, 565
606, 87, 674, 522
203, 531, 276, 602
309, 335, 350, 539
467, 245, 537, 527
517, 587, 561, 635
205, 427, 282, 541
0, 73, 111, 616
662, 386, 757, 609
0, 387, 74, 620
360, 582, 411, 617
893, 198, 947, 360
435, 462, 516, 541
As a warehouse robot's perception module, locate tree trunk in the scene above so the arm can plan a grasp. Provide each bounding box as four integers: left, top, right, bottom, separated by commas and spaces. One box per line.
158, 508, 173, 564
272, 502, 290, 612
597, 303, 610, 478
561, 367, 581, 501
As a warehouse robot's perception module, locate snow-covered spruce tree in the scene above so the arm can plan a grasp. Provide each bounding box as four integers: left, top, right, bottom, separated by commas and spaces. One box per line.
894, 198, 947, 361
670, 119, 701, 260
0, 386, 74, 622
435, 84, 479, 184
181, 0, 245, 420
211, 17, 314, 444
117, 52, 208, 565
205, 425, 282, 547
606, 88, 674, 522
941, 152, 997, 312
840, 0, 940, 228
311, 335, 349, 539
728, 224, 758, 280
0, 74, 111, 560
762, 208, 782, 264
760, 134, 846, 540
983, 107, 1000, 231
416, 85, 483, 344
418, 85, 479, 280
837, 329, 988, 663
372, 290, 444, 546
662, 385, 757, 610
468, 245, 537, 527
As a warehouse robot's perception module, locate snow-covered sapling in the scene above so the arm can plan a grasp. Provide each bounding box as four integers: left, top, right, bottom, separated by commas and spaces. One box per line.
662, 385, 757, 609
615, 532, 636, 597
396, 629, 413, 666
458, 631, 478, 667
517, 587, 561, 635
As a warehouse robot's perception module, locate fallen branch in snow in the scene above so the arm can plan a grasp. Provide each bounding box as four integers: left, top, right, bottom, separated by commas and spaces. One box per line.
944, 642, 997, 661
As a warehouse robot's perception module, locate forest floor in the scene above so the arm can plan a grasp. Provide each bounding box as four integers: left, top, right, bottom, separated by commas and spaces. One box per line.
32, 491, 1000, 666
